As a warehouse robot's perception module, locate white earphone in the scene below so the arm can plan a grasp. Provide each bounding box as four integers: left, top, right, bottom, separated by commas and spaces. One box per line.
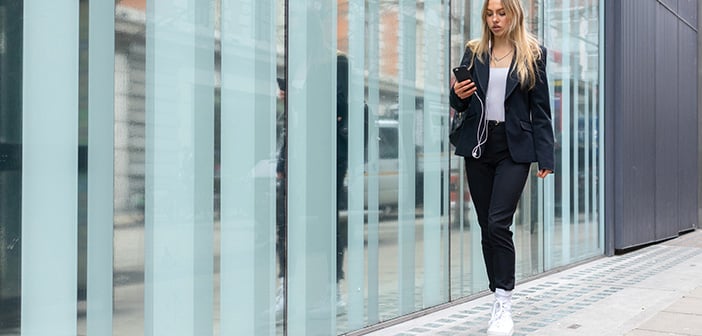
471, 92, 487, 159
471, 40, 492, 159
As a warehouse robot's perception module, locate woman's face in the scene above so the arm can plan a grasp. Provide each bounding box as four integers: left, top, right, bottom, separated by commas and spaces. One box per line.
485, 0, 511, 38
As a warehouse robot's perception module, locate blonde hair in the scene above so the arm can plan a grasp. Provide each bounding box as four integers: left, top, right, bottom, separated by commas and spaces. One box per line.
466, 0, 542, 89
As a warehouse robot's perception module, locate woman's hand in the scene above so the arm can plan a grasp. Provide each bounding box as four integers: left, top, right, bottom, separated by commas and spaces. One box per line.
453, 79, 477, 100
536, 169, 552, 179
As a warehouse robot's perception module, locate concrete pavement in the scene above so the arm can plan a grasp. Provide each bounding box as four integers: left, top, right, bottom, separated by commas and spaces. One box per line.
367, 229, 702, 336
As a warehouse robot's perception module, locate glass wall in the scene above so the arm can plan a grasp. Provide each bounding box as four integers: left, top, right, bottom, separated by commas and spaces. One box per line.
0, 0, 603, 335
541, 0, 603, 268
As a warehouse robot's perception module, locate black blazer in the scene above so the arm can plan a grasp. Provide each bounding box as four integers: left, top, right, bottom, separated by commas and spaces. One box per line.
450, 46, 555, 172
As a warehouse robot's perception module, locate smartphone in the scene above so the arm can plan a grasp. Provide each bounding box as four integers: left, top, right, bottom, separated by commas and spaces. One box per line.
452, 66, 471, 82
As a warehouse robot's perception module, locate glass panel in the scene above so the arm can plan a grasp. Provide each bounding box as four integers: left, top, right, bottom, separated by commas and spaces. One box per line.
86, 0, 115, 334
396, 0, 418, 316
342, 0, 366, 331
220, 0, 278, 335
21, 1, 79, 334
543, 0, 602, 269
340, 0, 453, 329
143, 1, 214, 334
113, 2, 148, 334
420, 0, 450, 309
514, 0, 544, 282
0, 1, 22, 333
449, 0, 488, 301
365, 0, 381, 326
287, 1, 338, 335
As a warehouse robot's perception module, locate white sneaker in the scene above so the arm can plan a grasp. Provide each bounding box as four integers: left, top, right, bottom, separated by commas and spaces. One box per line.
487, 300, 514, 336
275, 278, 285, 319
336, 283, 346, 314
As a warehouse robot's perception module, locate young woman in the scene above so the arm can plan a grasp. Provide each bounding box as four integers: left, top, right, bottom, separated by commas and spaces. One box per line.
450, 0, 555, 335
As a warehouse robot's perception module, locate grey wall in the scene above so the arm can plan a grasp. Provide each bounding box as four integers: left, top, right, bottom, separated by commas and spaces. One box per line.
605, 0, 699, 254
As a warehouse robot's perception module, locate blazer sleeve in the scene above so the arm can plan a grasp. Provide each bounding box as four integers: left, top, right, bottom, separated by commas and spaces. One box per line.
449, 47, 474, 112
530, 46, 556, 172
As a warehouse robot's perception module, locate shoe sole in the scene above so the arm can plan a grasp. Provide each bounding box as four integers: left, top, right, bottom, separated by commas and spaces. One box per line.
487, 329, 513, 336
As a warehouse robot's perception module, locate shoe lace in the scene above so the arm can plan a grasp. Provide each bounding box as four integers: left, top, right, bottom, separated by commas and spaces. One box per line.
489, 300, 503, 326
489, 300, 511, 327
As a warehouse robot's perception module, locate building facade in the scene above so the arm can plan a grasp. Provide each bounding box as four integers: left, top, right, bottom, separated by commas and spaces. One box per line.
0, 0, 697, 335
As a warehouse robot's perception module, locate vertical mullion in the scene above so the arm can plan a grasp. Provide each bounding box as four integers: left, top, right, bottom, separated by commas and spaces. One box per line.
595, 0, 608, 252
584, 81, 592, 249
192, 3, 215, 333
398, 0, 417, 315
572, 18, 580, 257
366, 0, 381, 324
543, 0, 556, 271
21, 1, 79, 335
87, 0, 115, 334
422, 0, 445, 307
560, 0, 572, 265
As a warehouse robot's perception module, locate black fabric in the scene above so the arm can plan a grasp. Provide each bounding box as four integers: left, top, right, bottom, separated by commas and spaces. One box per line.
464, 124, 530, 291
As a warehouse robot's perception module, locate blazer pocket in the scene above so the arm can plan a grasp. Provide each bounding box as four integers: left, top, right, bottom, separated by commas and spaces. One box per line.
519, 120, 533, 132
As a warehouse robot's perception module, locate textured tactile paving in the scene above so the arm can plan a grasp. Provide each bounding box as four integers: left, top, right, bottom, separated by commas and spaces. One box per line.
373, 245, 702, 336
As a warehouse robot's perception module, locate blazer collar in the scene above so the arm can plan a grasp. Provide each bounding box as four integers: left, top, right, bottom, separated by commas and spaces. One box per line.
474, 53, 520, 100
504, 57, 520, 99
474, 53, 490, 96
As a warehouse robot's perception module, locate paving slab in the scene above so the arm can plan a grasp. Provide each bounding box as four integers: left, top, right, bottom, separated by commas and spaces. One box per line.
367, 230, 702, 336
636, 311, 702, 335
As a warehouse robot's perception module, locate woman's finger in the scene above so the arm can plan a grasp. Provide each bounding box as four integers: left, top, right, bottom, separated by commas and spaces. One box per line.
455, 80, 475, 99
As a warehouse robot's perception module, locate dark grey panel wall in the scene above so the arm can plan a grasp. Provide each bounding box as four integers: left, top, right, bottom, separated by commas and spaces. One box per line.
678, 0, 698, 26
655, 3, 681, 240
606, 0, 699, 253
678, 20, 698, 233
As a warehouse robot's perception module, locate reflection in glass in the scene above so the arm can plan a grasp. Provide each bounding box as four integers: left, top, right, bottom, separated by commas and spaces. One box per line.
143, 0, 215, 334
113, 1, 285, 335
543, 0, 602, 269
113, 2, 148, 334
337, 0, 451, 332
0, 1, 22, 333
220, 0, 278, 335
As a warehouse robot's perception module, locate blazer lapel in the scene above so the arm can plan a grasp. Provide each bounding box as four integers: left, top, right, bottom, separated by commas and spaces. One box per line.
474, 53, 490, 96
504, 57, 520, 99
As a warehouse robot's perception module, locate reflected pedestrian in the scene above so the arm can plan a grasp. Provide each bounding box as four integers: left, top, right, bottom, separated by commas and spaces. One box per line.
274, 51, 351, 316
450, 0, 555, 335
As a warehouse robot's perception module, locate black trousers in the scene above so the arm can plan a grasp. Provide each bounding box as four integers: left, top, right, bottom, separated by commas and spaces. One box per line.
464, 122, 530, 292
336, 160, 349, 282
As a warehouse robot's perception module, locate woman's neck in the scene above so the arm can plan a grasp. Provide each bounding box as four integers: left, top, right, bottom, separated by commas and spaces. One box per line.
492, 37, 511, 51
490, 36, 513, 67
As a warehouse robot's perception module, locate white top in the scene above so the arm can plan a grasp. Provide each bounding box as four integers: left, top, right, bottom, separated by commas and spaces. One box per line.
486, 68, 509, 122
